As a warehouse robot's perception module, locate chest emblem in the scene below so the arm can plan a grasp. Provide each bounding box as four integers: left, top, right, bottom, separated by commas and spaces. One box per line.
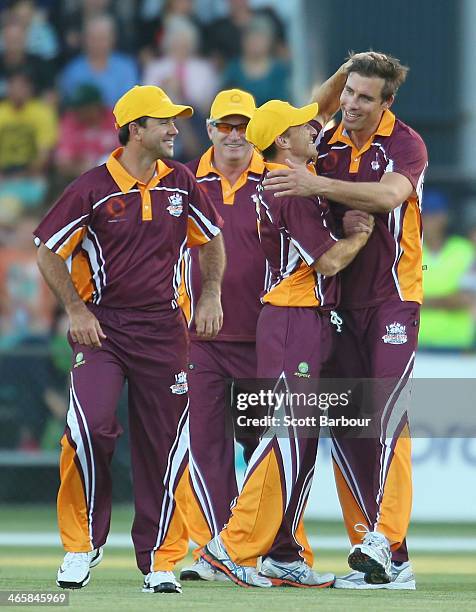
371, 160, 380, 171
167, 193, 184, 217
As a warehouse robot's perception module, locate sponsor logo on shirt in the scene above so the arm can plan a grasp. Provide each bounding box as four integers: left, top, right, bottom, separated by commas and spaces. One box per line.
382, 322, 408, 345
167, 193, 184, 217
170, 370, 188, 394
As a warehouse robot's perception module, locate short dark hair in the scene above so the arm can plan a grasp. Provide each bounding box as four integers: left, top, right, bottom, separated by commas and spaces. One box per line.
261, 142, 278, 162
118, 116, 149, 145
347, 52, 409, 101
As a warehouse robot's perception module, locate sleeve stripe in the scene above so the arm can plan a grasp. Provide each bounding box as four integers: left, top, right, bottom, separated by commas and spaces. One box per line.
45, 213, 90, 251
189, 203, 221, 237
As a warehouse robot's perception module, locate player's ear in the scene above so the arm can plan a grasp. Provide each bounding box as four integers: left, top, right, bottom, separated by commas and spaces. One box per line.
382, 94, 395, 110
275, 131, 290, 151
206, 119, 214, 142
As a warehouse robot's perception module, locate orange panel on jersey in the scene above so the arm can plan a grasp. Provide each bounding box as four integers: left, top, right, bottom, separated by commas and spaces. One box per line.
263, 263, 320, 307
56, 227, 86, 260
397, 198, 423, 303
71, 252, 95, 302
221, 446, 284, 567
376, 427, 412, 550
187, 217, 209, 247
57, 434, 91, 551
177, 259, 192, 324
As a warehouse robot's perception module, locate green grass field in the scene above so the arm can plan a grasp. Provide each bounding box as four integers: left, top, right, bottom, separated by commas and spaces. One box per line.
0, 506, 474, 611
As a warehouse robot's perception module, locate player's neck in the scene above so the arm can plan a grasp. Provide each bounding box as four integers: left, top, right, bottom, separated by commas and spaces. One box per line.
212, 147, 253, 185
118, 147, 157, 184
348, 115, 383, 150
273, 152, 307, 167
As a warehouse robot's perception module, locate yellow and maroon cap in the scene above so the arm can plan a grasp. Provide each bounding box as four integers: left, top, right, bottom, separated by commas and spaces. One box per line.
245, 100, 318, 151
113, 85, 193, 127
210, 89, 256, 121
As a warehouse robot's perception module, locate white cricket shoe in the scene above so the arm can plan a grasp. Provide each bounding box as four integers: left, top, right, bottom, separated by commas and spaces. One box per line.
56, 548, 103, 589
200, 536, 272, 588
180, 557, 228, 582
334, 562, 416, 590
260, 557, 335, 588
348, 524, 392, 584
142, 570, 182, 594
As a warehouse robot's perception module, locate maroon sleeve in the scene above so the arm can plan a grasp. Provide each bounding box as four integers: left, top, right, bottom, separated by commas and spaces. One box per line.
279, 194, 338, 265
33, 178, 93, 259
185, 168, 224, 247
385, 130, 428, 190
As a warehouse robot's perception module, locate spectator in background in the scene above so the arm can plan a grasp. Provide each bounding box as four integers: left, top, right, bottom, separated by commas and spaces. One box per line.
222, 15, 289, 106
59, 14, 139, 108
142, 15, 218, 114
55, 83, 116, 184
142, 15, 218, 159
53, 0, 137, 64
0, 20, 57, 101
0, 70, 57, 210
4, 0, 59, 61
419, 190, 476, 350
204, 0, 287, 69
138, 0, 206, 66
0, 214, 54, 348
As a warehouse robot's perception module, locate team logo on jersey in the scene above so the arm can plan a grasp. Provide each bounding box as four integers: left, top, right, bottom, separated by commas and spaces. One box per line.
167, 193, 183, 217
330, 310, 343, 333
74, 352, 86, 368
294, 361, 310, 378
382, 322, 407, 345
170, 370, 188, 394
371, 160, 380, 171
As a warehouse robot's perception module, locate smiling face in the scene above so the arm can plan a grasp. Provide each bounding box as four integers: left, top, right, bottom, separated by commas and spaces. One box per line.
283, 122, 317, 162
340, 72, 392, 136
207, 114, 253, 164
135, 117, 179, 159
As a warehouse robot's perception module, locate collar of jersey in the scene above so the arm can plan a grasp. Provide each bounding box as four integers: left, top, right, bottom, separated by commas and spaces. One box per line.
328, 109, 396, 148
264, 161, 317, 175
196, 146, 265, 179
106, 147, 174, 193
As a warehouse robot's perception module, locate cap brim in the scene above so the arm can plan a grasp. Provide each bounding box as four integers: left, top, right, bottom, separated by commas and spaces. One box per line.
288, 103, 319, 128
150, 103, 194, 119
212, 108, 254, 120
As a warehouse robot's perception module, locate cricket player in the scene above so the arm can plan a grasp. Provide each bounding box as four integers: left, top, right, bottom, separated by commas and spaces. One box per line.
200, 99, 374, 587
34, 85, 225, 594
263, 53, 428, 589
177, 89, 268, 582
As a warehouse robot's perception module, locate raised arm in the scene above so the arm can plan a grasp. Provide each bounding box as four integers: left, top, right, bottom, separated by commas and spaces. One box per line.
37, 243, 106, 348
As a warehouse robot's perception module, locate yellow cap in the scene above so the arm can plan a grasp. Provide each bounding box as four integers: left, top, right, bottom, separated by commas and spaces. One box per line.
245, 100, 318, 151
210, 89, 256, 120
113, 85, 193, 127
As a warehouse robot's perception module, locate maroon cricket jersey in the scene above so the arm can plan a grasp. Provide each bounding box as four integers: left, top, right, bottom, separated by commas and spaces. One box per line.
183, 147, 267, 342
315, 110, 428, 308
257, 162, 339, 309
34, 147, 223, 311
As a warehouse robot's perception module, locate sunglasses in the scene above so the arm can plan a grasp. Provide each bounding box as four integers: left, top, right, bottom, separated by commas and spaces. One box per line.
210, 121, 248, 135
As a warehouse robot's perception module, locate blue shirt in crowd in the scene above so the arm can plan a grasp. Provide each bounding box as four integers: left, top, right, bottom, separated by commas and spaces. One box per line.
60, 53, 139, 107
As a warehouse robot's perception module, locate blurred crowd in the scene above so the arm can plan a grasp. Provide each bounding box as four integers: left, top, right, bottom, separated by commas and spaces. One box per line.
0, 0, 475, 454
